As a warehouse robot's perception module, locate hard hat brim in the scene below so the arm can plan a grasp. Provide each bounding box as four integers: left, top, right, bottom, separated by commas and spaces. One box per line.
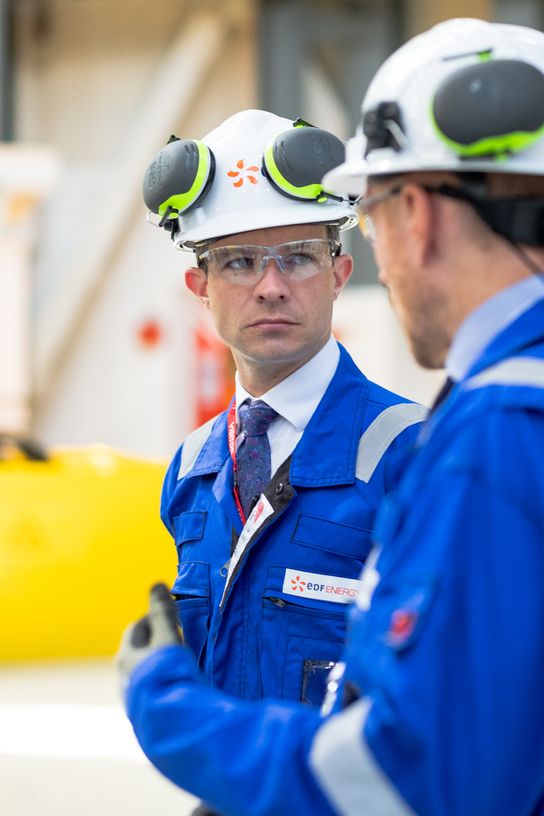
174, 203, 357, 249
323, 160, 369, 198
324, 152, 544, 200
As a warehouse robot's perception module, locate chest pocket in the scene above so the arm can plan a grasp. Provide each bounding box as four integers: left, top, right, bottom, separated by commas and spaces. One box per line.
258, 515, 373, 707
291, 514, 373, 563
171, 561, 210, 664
173, 511, 207, 550
260, 555, 363, 709
171, 511, 210, 664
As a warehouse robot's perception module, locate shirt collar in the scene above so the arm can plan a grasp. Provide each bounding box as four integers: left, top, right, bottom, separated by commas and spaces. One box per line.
446, 275, 544, 381
235, 336, 340, 431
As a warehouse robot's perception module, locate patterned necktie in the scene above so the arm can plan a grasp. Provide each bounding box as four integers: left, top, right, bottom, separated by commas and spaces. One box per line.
236, 399, 278, 519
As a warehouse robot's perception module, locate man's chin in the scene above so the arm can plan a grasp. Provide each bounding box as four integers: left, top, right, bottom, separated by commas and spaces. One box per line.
410, 341, 446, 371
244, 343, 311, 368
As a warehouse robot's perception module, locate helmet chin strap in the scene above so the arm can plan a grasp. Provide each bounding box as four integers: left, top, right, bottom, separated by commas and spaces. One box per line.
466, 191, 544, 279
508, 241, 544, 281
422, 180, 544, 251
457, 181, 544, 279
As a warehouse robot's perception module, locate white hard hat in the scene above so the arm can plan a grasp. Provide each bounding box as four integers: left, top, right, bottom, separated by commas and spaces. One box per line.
143, 109, 357, 248
324, 18, 544, 196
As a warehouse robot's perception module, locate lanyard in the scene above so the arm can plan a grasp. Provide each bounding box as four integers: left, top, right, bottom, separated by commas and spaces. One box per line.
227, 400, 246, 525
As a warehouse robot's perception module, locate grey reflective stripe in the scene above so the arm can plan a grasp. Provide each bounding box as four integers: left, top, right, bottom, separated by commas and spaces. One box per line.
465, 357, 544, 391
177, 414, 219, 479
355, 403, 428, 483
309, 699, 413, 815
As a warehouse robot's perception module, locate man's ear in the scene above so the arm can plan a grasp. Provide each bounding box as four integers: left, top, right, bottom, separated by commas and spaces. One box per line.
400, 183, 435, 266
185, 267, 209, 304
332, 253, 353, 299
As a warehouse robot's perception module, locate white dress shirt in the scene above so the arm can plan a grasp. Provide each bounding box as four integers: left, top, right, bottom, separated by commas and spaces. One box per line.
235, 335, 340, 476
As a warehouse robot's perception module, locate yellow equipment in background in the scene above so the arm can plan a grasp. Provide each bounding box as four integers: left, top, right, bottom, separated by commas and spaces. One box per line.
0, 437, 175, 660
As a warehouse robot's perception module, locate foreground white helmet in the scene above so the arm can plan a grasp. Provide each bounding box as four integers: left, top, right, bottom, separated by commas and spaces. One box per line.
325, 18, 544, 196
143, 109, 357, 248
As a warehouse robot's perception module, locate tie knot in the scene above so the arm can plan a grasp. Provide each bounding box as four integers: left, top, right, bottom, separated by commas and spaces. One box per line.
238, 400, 278, 437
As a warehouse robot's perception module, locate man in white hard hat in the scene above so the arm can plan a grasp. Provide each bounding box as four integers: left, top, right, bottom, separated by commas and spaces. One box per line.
115, 45, 544, 809
139, 109, 424, 815
141, 107, 423, 719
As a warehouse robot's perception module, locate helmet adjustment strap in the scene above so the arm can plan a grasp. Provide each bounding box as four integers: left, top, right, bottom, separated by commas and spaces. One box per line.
427, 182, 544, 247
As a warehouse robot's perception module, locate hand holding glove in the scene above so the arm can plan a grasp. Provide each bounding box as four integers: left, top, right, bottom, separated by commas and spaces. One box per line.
117, 582, 183, 687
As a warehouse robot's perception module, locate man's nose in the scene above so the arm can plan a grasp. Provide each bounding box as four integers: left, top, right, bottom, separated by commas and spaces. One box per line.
254, 257, 290, 298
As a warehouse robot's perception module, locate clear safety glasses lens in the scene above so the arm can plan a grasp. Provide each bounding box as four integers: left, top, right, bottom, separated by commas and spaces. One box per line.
358, 213, 377, 243
356, 185, 403, 243
197, 239, 340, 285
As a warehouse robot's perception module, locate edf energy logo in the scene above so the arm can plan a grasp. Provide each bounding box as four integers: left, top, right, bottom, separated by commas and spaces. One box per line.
290, 575, 306, 592
283, 568, 361, 605
227, 159, 260, 188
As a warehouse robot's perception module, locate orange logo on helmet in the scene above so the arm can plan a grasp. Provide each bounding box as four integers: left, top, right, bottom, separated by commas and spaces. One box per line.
227, 159, 260, 188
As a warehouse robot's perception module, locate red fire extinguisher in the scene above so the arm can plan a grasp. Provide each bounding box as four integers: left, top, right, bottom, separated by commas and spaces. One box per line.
193, 323, 234, 427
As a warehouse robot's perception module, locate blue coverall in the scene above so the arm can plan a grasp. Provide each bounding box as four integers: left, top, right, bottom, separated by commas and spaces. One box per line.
161, 343, 425, 705
127, 298, 544, 814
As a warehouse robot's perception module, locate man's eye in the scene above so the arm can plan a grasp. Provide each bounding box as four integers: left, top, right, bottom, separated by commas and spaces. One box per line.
223, 256, 255, 271
287, 253, 315, 266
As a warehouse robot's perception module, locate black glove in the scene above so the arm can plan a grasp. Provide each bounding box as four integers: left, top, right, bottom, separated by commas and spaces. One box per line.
117, 582, 183, 687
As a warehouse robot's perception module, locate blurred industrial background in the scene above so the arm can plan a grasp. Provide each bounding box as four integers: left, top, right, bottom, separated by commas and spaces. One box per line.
1, 1, 542, 813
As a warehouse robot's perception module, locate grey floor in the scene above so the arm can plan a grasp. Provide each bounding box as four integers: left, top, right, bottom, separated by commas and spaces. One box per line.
0, 660, 198, 815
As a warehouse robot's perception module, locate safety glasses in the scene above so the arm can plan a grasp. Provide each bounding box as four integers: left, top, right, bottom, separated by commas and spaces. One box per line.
196, 239, 340, 285
356, 185, 403, 242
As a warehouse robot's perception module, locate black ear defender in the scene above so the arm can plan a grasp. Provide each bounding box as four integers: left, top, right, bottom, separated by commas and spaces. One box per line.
432, 59, 544, 158
430, 58, 544, 247
143, 135, 216, 233
262, 119, 346, 203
